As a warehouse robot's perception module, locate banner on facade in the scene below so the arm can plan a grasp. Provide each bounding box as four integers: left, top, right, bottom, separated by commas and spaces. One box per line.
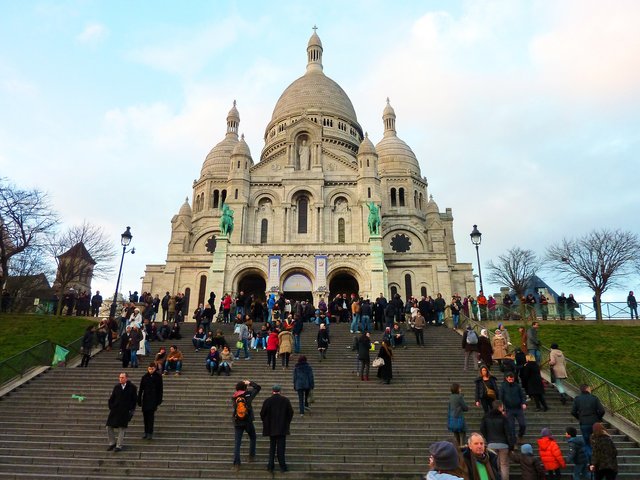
315, 255, 328, 292
268, 255, 281, 291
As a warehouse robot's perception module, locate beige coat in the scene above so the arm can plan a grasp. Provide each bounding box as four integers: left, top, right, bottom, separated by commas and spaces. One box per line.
492, 334, 508, 360
278, 330, 293, 354
549, 348, 567, 378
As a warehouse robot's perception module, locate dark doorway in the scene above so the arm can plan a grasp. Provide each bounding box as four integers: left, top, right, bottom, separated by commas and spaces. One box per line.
329, 272, 359, 299
238, 273, 266, 302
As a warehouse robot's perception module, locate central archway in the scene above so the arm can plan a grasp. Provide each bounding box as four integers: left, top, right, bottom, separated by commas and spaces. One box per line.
329, 271, 359, 299
237, 271, 267, 302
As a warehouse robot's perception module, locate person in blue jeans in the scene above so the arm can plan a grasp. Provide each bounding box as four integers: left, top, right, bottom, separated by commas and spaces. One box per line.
360, 299, 372, 333
163, 345, 183, 376
234, 320, 251, 360
232, 380, 261, 469
292, 315, 303, 353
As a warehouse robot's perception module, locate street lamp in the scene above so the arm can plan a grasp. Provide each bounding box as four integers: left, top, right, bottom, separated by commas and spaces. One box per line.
470, 224, 484, 294
109, 226, 135, 319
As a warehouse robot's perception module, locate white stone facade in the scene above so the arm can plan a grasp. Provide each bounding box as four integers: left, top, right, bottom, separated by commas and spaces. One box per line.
142, 30, 475, 308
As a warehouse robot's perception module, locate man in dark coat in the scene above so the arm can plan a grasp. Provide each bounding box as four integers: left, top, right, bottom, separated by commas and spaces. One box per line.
106, 372, 137, 452
571, 384, 605, 448
137, 363, 163, 440
260, 384, 294, 473
461, 432, 502, 480
91, 291, 103, 317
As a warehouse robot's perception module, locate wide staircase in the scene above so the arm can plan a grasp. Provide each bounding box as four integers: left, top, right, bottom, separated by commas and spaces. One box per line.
0, 322, 638, 479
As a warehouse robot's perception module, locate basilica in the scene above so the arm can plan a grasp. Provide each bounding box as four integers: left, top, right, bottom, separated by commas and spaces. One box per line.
142, 29, 475, 307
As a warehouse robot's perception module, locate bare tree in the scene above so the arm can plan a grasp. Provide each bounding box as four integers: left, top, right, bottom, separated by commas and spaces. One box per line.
546, 229, 640, 322
487, 247, 541, 298
48, 221, 116, 314
0, 178, 58, 289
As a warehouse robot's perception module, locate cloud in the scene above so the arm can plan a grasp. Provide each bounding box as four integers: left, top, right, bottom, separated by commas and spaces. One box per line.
77, 22, 109, 44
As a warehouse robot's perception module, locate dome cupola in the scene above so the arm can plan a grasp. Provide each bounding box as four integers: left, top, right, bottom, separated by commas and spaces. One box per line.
375, 98, 421, 175
200, 101, 240, 177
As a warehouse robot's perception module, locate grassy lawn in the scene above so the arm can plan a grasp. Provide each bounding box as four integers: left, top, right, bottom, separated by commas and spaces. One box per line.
0, 314, 96, 361
533, 324, 639, 396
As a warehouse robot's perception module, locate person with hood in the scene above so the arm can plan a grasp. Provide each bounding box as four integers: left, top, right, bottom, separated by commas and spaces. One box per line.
317, 323, 330, 361
231, 379, 262, 470
590, 422, 618, 480
448, 383, 469, 447
292, 355, 314, 416
549, 343, 569, 405
510, 443, 545, 480
477, 329, 494, 369
461, 432, 501, 480
481, 400, 513, 480
355, 332, 372, 381
474, 365, 499, 414
137, 363, 163, 440
425, 440, 467, 480
537, 428, 566, 479
500, 371, 528, 444
565, 426, 589, 480
520, 354, 548, 411
105, 372, 137, 452
278, 327, 293, 368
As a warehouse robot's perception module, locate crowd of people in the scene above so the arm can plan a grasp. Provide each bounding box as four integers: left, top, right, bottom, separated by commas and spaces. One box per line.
94, 287, 621, 478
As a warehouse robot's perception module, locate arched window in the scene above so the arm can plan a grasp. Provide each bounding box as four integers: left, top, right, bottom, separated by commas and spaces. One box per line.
404, 274, 412, 298
234, 189, 238, 200
338, 218, 345, 243
419, 193, 423, 210
421, 286, 427, 298
399, 188, 405, 206
221, 190, 227, 206
367, 159, 370, 167
367, 187, 371, 199
390, 285, 398, 298
260, 219, 268, 244
414, 191, 418, 208
297, 196, 308, 234
237, 161, 240, 169
213, 190, 220, 208
390, 188, 397, 207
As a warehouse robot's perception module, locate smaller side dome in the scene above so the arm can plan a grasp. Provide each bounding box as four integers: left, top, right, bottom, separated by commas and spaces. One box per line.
357, 132, 377, 156
178, 197, 192, 217
426, 194, 439, 214
232, 133, 252, 157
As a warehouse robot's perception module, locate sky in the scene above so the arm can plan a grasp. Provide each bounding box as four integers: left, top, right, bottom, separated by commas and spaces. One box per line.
2, 0, 640, 303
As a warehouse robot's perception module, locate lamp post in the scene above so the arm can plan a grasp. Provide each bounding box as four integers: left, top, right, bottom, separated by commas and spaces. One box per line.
109, 226, 135, 319
470, 224, 484, 294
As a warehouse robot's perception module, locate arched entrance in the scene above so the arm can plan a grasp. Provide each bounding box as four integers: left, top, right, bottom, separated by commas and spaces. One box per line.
237, 272, 267, 302
329, 271, 359, 299
282, 273, 313, 303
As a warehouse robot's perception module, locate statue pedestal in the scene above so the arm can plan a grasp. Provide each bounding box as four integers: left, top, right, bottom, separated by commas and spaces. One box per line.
209, 235, 229, 297
368, 234, 387, 297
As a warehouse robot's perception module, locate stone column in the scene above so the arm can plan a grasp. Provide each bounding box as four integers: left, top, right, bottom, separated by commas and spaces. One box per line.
209, 235, 229, 299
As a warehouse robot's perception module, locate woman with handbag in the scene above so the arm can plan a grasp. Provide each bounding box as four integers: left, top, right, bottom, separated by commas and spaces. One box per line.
474, 365, 499, 413
447, 383, 468, 446
375, 340, 393, 384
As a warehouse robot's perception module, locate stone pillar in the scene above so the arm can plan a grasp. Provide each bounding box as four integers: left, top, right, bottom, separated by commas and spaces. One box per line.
369, 234, 386, 299
209, 235, 229, 299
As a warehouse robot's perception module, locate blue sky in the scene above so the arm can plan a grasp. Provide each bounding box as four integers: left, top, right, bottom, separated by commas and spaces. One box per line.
2, 0, 639, 303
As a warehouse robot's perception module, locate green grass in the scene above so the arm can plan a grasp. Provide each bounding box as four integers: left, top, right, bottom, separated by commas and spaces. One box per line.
0, 314, 96, 361
536, 324, 640, 396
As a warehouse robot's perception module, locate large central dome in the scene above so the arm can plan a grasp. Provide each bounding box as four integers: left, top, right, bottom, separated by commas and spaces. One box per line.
267, 29, 360, 130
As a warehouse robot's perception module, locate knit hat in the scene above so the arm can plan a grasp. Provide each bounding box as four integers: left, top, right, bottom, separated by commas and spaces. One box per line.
429, 441, 459, 471
520, 443, 533, 455
540, 428, 553, 438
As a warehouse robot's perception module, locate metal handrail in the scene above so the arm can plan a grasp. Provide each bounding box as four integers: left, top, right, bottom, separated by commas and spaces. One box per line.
478, 301, 636, 321
0, 336, 86, 388
453, 314, 640, 429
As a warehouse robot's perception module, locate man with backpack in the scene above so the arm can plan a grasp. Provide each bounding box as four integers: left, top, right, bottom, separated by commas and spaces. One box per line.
232, 379, 262, 470
462, 325, 479, 370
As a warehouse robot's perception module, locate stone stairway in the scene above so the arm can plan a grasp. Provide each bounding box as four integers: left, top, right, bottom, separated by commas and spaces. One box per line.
0, 322, 638, 479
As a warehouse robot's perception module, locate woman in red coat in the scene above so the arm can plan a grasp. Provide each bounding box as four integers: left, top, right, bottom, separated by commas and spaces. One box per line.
266, 330, 279, 370
537, 428, 566, 479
